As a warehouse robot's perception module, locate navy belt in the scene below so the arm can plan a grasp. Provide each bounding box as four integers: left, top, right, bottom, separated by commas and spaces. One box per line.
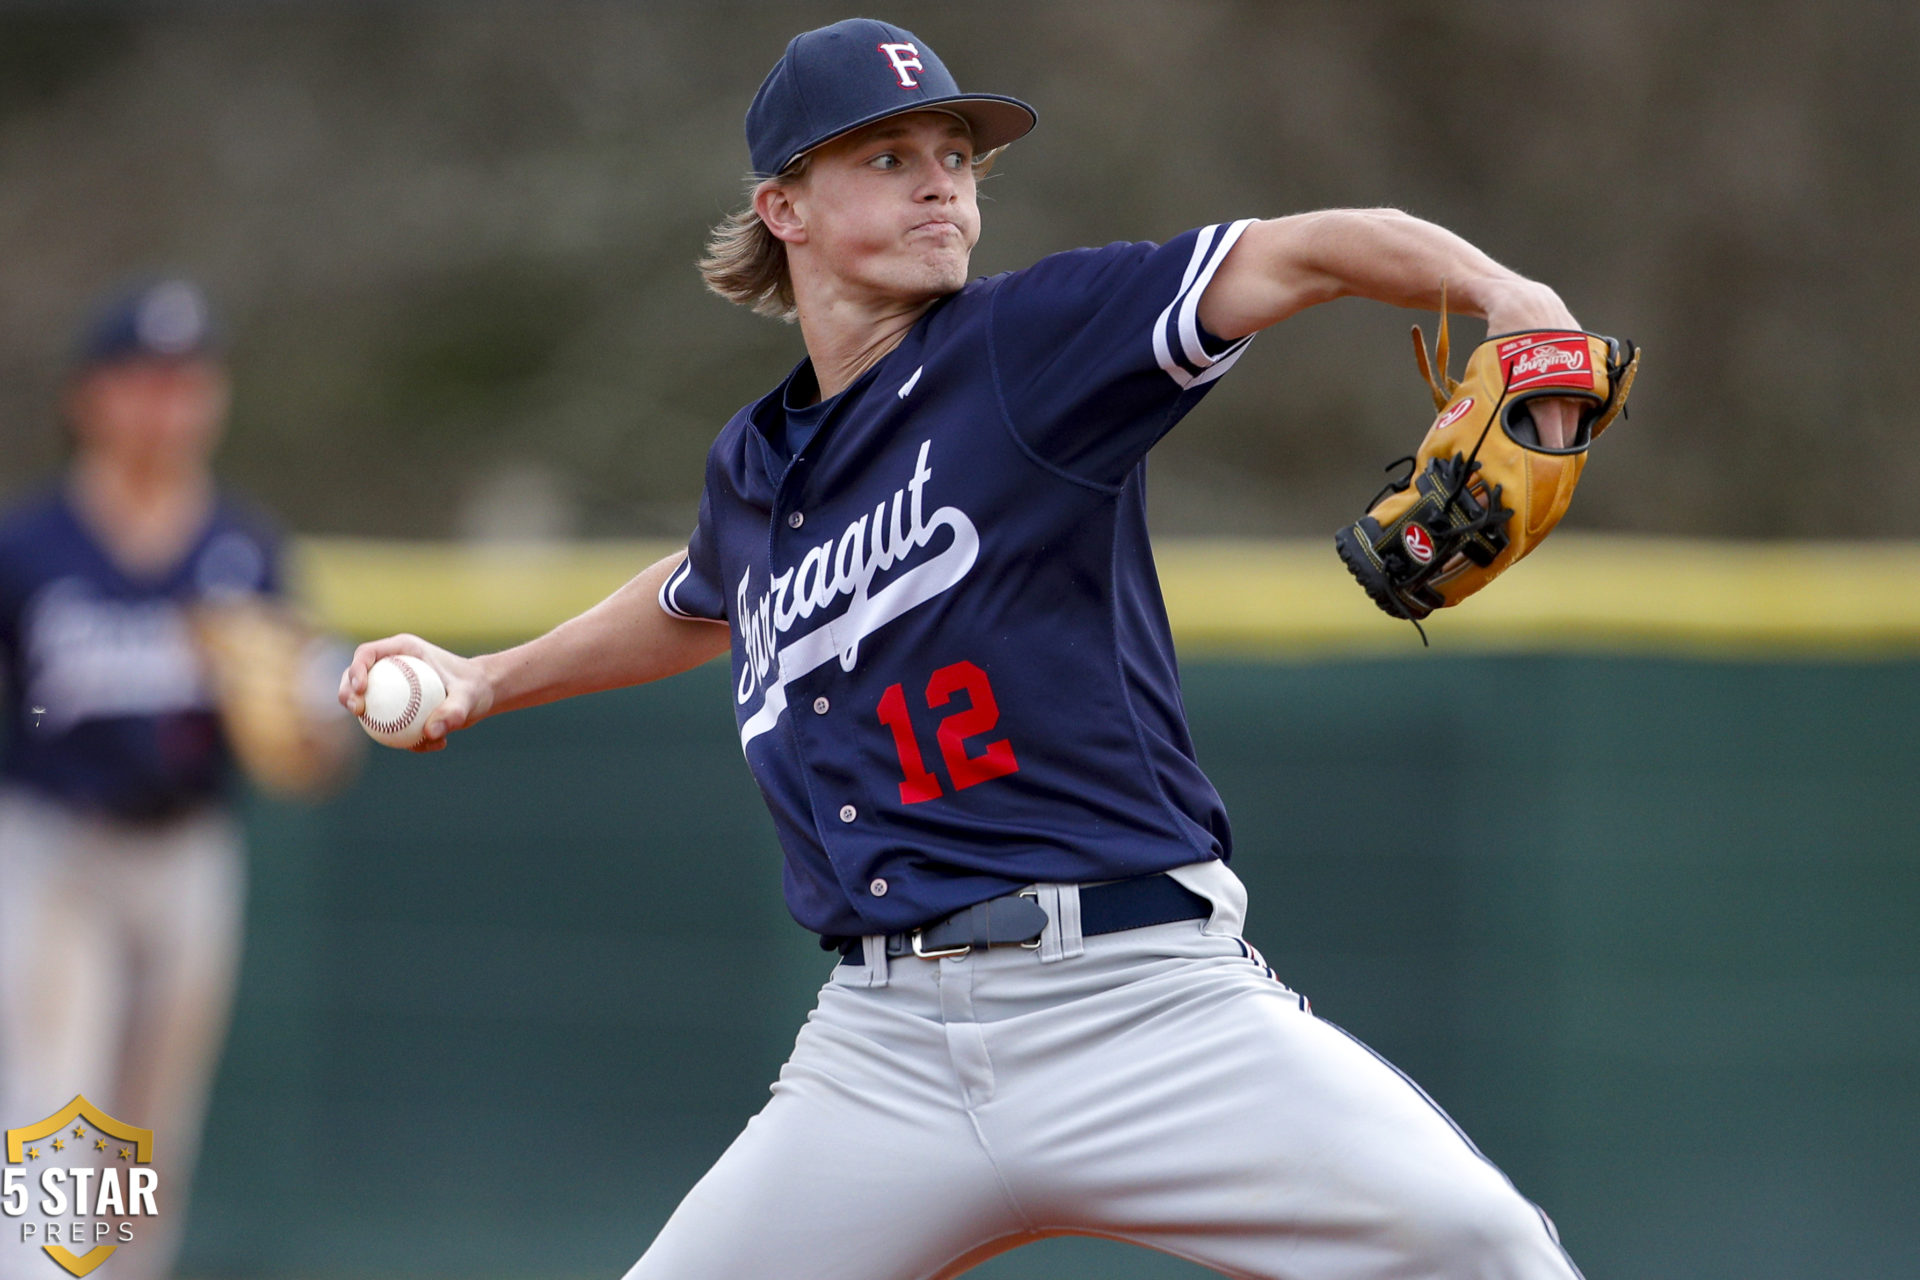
838, 872, 1210, 963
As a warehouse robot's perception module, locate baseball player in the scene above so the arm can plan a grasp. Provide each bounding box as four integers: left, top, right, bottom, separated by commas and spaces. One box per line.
0, 281, 346, 1280
341, 19, 1591, 1278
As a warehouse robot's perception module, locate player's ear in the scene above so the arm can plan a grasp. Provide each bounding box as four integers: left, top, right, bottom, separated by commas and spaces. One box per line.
755, 179, 809, 245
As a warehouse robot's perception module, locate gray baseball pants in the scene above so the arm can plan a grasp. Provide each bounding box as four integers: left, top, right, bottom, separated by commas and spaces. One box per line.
0, 790, 244, 1280
624, 861, 1582, 1279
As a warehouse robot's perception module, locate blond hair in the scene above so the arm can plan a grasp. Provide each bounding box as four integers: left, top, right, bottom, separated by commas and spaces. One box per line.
698, 156, 813, 322
699, 147, 1002, 322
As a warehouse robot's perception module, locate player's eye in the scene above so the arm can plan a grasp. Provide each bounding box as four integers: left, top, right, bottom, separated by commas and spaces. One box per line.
869, 152, 901, 170
943, 151, 969, 170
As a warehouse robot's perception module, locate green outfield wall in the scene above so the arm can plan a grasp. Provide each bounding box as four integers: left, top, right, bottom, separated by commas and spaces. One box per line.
182, 652, 1920, 1280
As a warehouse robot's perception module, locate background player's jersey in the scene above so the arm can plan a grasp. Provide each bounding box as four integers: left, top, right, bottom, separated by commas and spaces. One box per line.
0, 489, 282, 821
664, 222, 1257, 940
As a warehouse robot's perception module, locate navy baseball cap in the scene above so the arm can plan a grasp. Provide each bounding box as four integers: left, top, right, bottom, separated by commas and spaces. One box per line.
746, 19, 1036, 178
75, 278, 220, 369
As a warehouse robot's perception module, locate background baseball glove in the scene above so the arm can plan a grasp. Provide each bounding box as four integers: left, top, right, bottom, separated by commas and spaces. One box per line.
190, 597, 361, 798
1334, 304, 1639, 637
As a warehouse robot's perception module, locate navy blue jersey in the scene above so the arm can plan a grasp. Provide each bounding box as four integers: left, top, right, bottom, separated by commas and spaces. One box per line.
0, 488, 282, 820
662, 222, 1257, 940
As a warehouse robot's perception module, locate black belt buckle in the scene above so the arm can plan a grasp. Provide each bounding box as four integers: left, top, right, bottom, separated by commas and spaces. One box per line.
910, 927, 972, 959
1017, 888, 1043, 949
908, 890, 1050, 958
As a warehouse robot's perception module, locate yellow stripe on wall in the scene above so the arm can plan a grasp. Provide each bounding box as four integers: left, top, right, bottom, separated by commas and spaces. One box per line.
1154, 537, 1920, 657
293, 535, 1920, 658
292, 538, 681, 647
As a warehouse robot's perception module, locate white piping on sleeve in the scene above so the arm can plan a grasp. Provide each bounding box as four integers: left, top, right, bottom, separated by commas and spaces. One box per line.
658, 555, 697, 619
1152, 218, 1259, 389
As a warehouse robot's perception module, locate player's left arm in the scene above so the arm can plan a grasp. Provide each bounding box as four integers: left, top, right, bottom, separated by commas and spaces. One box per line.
1197, 209, 1583, 445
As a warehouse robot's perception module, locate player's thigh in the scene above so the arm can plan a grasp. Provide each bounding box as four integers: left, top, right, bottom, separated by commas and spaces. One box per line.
0, 800, 122, 1113
624, 1103, 1016, 1280
996, 946, 1575, 1278
1140, 1010, 1574, 1278
118, 822, 246, 1119
625, 982, 1027, 1280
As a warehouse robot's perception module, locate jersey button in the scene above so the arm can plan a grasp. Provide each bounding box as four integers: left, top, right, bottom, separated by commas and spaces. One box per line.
869, 878, 889, 897
839, 804, 857, 823
787, 511, 804, 528
812, 696, 830, 715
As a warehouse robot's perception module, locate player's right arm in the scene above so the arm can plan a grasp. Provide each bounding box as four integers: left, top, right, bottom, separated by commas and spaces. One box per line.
337, 549, 727, 752
1197, 209, 1585, 446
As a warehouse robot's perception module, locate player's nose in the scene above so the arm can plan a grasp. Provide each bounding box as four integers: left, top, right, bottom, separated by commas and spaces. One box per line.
916, 158, 958, 201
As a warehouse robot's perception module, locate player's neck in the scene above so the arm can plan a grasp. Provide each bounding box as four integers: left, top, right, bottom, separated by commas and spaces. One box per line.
793, 293, 937, 403
67, 453, 215, 578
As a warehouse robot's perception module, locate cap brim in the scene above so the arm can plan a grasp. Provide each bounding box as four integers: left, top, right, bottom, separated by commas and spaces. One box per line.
778, 94, 1037, 174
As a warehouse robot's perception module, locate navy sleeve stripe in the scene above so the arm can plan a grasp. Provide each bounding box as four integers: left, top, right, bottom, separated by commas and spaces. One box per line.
1152, 219, 1258, 389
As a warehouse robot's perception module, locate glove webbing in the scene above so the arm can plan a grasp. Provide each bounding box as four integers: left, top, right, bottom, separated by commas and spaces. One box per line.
1373, 313, 1524, 646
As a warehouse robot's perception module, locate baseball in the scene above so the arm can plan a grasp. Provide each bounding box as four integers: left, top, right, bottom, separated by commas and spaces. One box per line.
357, 655, 447, 749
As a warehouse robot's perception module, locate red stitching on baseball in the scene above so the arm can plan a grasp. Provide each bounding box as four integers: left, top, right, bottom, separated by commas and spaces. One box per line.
360, 660, 425, 736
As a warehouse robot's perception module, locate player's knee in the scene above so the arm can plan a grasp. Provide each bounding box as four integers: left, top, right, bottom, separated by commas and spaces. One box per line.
1398, 1169, 1564, 1275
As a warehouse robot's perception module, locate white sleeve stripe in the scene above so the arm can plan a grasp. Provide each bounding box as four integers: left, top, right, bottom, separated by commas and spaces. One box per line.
1174, 222, 1219, 297
1153, 219, 1258, 389
1152, 226, 1219, 384
1176, 218, 1253, 370
1151, 294, 1185, 387
1189, 335, 1254, 387
658, 556, 695, 618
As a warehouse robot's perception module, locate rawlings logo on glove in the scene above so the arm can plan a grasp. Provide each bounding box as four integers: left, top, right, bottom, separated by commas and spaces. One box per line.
1333, 302, 1639, 639
1502, 337, 1592, 388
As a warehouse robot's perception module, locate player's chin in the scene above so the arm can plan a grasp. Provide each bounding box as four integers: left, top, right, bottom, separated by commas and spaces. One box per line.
896, 251, 970, 298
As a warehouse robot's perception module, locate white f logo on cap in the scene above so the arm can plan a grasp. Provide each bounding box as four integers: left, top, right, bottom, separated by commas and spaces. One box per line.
878, 41, 923, 88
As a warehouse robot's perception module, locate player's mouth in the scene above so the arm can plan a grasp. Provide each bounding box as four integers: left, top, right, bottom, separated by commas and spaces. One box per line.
908, 217, 962, 239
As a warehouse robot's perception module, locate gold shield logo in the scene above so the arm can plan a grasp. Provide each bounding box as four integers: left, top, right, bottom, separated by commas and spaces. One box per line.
4, 1096, 157, 1277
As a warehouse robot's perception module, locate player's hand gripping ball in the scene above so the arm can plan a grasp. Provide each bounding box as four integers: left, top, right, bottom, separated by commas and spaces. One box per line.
357, 655, 447, 749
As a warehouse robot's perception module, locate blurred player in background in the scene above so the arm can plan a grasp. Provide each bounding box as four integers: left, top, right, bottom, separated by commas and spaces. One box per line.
0, 280, 354, 1280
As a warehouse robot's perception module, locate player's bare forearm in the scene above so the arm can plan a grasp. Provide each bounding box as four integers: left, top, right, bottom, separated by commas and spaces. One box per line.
337, 550, 727, 750
1198, 209, 1578, 340
481, 551, 728, 715
1200, 210, 1584, 448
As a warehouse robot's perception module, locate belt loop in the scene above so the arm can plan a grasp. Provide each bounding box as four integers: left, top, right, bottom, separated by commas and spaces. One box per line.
1034, 883, 1084, 963
859, 933, 891, 987
1057, 883, 1085, 959
1034, 886, 1062, 963
1168, 859, 1249, 937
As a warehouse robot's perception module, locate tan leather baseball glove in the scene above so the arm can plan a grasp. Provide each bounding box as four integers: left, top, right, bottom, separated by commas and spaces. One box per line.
1334, 304, 1639, 636
190, 598, 361, 798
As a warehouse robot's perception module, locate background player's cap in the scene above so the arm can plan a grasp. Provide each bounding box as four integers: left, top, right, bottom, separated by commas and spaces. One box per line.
76, 278, 221, 369
746, 18, 1036, 178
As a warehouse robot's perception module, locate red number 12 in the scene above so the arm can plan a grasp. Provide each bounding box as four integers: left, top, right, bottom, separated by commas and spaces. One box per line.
875, 660, 1021, 805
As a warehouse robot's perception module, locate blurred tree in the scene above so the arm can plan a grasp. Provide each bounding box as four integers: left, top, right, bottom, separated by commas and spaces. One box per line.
0, 0, 1913, 538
